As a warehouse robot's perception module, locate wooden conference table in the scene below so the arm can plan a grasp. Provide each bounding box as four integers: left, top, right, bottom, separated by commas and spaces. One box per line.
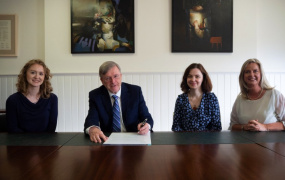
1, 131, 285, 180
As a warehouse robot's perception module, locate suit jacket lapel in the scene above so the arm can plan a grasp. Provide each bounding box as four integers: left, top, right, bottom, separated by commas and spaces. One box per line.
120, 83, 129, 120
100, 86, 112, 116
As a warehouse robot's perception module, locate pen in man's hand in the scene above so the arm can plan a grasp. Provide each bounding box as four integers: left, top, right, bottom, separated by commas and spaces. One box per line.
141, 118, 148, 127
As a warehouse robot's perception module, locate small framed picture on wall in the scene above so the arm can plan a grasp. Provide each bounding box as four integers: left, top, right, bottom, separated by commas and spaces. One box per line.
0, 14, 17, 56
71, 0, 134, 54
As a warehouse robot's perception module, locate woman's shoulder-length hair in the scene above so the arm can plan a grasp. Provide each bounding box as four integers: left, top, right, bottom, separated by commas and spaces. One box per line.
180, 63, 212, 94
17, 59, 53, 98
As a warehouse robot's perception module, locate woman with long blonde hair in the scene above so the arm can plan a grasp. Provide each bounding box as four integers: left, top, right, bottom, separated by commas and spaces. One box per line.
229, 58, 285, 131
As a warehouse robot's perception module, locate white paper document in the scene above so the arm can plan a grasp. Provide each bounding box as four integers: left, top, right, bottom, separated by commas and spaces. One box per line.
104, 132, 151, 145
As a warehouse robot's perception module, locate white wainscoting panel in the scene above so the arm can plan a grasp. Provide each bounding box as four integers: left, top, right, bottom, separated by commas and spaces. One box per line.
1, 72, 285, 132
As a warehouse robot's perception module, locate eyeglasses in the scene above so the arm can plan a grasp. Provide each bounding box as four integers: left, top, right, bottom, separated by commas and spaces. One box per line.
103, 74, 121, 82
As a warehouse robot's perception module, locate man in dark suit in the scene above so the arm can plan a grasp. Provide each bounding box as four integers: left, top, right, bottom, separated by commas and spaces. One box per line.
84, 61, 154, 143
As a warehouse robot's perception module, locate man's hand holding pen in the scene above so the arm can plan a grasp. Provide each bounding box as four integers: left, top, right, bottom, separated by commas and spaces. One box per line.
137, 118, 150, 135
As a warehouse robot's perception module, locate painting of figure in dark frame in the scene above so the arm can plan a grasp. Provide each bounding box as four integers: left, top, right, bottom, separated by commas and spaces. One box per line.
71, 0, 134, 53
172, 0, 233, 52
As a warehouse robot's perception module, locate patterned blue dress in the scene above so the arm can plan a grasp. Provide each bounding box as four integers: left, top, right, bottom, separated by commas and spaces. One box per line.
172, 93, 222, 131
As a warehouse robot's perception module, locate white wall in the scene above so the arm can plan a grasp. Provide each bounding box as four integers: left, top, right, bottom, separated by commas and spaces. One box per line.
1, 0, 285, 74
256, 0, 285, 71
43, 0, 258, 74
0, 0, 44, 75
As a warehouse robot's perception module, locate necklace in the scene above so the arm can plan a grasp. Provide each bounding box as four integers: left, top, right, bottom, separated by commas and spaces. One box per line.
247, 88, 263, 100
188, 93, 202, 110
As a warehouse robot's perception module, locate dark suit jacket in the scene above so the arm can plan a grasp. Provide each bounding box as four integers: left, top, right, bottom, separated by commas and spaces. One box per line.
84, 82, 154, 133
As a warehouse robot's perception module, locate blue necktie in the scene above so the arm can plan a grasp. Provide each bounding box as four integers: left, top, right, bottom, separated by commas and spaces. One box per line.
112, 95, 121, 132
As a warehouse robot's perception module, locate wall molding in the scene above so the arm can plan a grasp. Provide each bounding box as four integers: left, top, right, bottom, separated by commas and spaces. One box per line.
1, 72, 285, 132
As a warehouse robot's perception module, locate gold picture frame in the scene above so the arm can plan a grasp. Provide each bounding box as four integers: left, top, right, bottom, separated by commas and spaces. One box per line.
0, 14, 18, 56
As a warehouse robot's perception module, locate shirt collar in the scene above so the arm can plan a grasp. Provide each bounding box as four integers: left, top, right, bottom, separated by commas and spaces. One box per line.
108, 88, 121, 98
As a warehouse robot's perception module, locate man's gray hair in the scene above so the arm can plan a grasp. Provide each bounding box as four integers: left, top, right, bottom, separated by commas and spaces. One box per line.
99, 61, 121, 78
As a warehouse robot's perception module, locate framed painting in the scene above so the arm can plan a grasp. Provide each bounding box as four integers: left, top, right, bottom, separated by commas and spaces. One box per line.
0, 14, 17, 56
71, 0, 134, 54
172, 0, 233, 52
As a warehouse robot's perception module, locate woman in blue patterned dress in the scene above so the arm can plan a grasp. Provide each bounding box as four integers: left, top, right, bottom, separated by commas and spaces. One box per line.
172, 63, 222, 131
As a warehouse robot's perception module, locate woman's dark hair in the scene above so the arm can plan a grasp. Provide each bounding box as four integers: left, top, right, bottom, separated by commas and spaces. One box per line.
180, 63, 212, 93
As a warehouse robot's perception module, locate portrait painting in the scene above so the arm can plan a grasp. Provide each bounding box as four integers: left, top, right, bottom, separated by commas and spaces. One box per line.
172, 0, 233, 52
71, 0, 134, 53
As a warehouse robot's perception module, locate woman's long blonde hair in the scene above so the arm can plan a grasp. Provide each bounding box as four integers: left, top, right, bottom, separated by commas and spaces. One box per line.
239, 58, 273, 99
